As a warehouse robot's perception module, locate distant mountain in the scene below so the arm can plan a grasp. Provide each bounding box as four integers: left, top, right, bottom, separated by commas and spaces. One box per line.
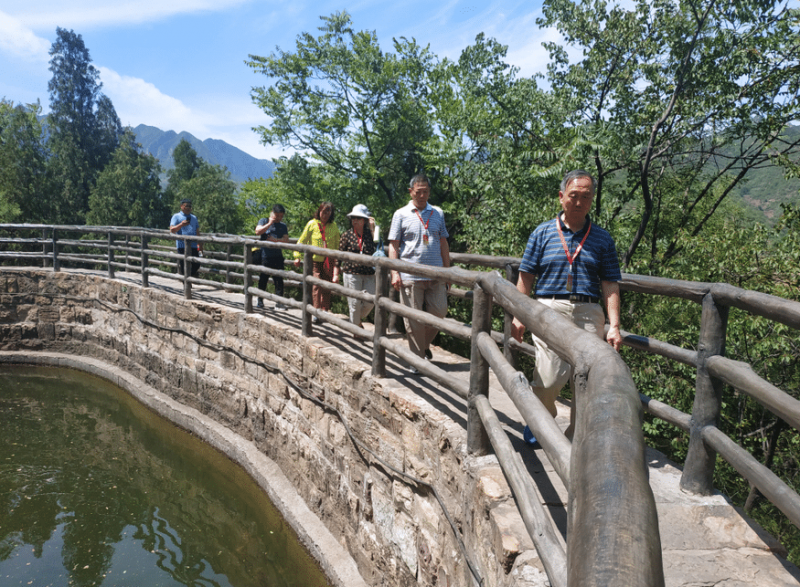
726, 124, 800, 224
132, 124, 276, 184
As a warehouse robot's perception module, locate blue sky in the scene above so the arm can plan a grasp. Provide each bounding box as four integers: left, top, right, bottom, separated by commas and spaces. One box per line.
0, 0, 559, 160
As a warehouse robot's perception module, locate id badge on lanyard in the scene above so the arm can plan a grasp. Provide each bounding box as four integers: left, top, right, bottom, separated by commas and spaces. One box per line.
556, 216, 591, 293
416, 209, 432, 247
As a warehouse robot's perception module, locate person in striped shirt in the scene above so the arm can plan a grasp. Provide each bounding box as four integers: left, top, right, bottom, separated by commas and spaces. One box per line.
389, 173, 450, 368
511, 170, 622, 443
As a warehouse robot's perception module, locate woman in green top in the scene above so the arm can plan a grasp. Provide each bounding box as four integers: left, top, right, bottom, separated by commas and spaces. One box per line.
294, 202, 340, 317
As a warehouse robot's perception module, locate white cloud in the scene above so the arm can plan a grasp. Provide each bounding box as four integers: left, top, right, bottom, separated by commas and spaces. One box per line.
506, 24, 562, 79
98, 66, 284, 160
0, 10, 50, 61
98, 66, 195, 129
0, 0, 249, 30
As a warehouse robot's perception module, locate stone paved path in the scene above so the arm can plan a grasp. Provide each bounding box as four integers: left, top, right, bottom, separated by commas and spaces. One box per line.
108, 272, 800, 586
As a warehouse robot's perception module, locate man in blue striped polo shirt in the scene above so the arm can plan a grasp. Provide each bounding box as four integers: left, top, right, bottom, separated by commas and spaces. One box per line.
389, 173, 451, 369
511, 170, 622, 442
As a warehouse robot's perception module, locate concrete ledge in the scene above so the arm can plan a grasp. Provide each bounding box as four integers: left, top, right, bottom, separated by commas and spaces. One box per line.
0, 350, 369, 587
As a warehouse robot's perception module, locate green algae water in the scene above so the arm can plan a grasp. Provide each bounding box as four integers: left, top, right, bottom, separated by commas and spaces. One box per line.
0, 365, 332, 587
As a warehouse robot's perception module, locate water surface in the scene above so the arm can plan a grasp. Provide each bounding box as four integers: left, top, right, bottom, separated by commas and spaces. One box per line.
0, 365, 332, 587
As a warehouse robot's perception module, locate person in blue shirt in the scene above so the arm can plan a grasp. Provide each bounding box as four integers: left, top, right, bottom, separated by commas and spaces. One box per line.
169, 199, 203, 277
511, 170, 622, 443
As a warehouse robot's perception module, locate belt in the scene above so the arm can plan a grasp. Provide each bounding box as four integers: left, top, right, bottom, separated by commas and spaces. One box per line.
537, 294, 599, 304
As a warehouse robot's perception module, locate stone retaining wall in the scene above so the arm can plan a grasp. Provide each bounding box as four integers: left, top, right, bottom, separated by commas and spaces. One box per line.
0, 269, 544, 587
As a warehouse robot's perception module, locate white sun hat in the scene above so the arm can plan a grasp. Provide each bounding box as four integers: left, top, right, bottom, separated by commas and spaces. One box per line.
346, 204, 371, 218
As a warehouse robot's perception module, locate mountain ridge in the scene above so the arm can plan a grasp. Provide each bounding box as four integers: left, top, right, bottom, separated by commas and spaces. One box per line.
132, 124, 276, 184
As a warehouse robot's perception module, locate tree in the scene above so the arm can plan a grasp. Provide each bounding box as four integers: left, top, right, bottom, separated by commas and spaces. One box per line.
86, 130, 166, 228
93, 95, 123, 172
164, 139, 201, 207
46, 28, 123, 223
423, 34, 570, 254
176, 164, 243, 235
0, 100, 52, 222
239, 154, 334, 236
537, 0, 800, 268
162, 139, 244, 234
247, 11, 436, 219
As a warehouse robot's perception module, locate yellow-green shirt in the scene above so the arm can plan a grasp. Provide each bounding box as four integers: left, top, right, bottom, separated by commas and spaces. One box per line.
294, 219, 341, 263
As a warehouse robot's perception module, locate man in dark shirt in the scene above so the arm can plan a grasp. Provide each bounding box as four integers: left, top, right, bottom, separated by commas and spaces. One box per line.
511, 170, 622, 442
254, 204, 289, 309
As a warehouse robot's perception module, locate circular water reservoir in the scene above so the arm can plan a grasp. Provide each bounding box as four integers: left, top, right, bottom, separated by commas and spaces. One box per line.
0, 365, 332, 587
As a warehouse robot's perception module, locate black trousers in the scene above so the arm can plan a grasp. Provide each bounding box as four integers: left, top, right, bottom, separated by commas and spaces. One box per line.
258, 256, 285, 297
176, 248, 200, 278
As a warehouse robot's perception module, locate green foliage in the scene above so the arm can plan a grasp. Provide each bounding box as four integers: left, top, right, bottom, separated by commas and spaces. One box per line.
161, 138, 245, 235
46, 28, 123, 224
423, 34, 572, 254
0, 100, 51, 222
538, 0, 800, 268
164, 139, 201, 206
87, 130, 166, 228
624, 203, 800, 561
247, 11, 437, 224
178, 165, 244, 236
238, 155, 335, 238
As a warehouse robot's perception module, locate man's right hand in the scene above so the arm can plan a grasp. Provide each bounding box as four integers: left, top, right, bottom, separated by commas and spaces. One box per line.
510, 317, 526, 342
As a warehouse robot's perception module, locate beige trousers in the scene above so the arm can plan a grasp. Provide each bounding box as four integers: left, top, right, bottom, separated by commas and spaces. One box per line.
400, 280, 448, 358
531, 298, 606, 417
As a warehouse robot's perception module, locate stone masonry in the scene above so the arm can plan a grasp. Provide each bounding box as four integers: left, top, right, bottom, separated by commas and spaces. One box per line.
0, 269, 544, 587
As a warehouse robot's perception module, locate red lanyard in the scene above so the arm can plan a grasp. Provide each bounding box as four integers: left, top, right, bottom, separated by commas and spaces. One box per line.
414, 208, 432, 230
556, 216, 590, 292
317, 222, 328, 247
556, 215, 591, 264
357, 231, 364, 253
415, 208, 433, 245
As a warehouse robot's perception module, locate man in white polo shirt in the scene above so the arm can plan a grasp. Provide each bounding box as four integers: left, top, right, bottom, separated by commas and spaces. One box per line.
389, 173, 450, 371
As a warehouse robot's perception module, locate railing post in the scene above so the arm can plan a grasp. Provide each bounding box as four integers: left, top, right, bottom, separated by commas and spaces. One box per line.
225, 244, 232, 285
52, 229, 59, 272
467, 283, 492, 455
125, 234, 130, 268
42, 228, 50, 268
107, 232, 115, 279
301, 251, 313, 337
183, 242, 192, 300
388, 287, 399, 334
141, 233, 149, 288
503, 263, 518, 368
681, 292, 729, 494
372, 264, 389, 377
243, 243, 253, 313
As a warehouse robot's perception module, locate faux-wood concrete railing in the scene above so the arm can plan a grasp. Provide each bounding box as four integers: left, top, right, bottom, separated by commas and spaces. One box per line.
9, 221, 796, 585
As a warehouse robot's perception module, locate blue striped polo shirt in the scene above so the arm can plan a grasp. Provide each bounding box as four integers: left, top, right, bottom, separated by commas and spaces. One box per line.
388, 201, 449, 282
519, 215, 621, 299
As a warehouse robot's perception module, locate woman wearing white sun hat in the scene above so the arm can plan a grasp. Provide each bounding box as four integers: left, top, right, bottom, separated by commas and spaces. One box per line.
339, 204, 378, 328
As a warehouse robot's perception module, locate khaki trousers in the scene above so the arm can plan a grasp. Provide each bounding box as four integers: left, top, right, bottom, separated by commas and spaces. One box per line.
400, 280, 448, 358
531, 298, 606, 417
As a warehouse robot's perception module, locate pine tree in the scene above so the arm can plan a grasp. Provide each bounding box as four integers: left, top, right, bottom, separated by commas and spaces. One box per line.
87, 130, 166, 228
46, 28, 122, 223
